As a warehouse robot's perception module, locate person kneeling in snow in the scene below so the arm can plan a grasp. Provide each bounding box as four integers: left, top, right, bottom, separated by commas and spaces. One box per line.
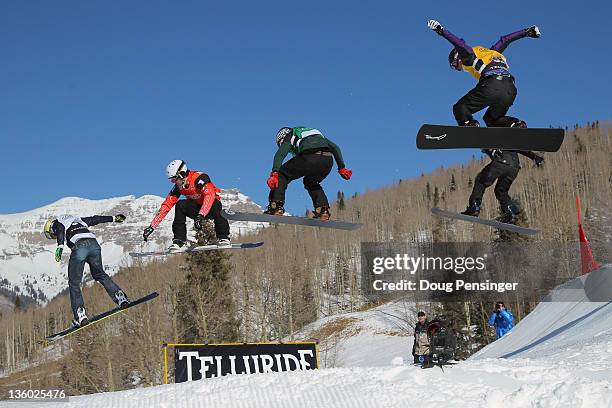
489, 301, 514, 338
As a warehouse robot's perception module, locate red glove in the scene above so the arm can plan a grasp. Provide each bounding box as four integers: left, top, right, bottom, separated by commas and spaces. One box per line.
267, 171, 279, 189
338, 167, 352, 180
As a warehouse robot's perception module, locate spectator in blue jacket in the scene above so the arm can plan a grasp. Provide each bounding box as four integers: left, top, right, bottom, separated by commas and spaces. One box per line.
488, 301, 514, 338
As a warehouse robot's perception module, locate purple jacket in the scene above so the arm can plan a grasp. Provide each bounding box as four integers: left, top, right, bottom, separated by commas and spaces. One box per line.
441, 28, 528, 78
441, 28, 528, 56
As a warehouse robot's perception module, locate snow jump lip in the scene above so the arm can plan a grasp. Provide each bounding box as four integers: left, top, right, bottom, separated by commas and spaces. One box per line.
496, 302, 612, 359
471, 265, 612, 361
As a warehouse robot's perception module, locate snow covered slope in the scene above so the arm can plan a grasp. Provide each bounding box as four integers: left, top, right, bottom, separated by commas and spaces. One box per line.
0, 191, 263, 303
291, 300, 414, 368
472, 264, 612, 360
16, 266, 612, 408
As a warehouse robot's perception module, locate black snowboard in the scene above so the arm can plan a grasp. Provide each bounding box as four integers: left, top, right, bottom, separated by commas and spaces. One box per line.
431, 207, 541, 236
417, 124, 564, 152
39, 292, 159, 345
222, 210, 362, 231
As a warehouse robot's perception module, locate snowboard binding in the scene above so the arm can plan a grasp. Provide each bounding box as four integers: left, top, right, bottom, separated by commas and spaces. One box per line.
313, 206, 331, 221
264, 201, 285, 216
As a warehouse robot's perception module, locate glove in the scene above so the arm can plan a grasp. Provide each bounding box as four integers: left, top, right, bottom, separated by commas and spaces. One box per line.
338, 167, 353, 180
114, 214, 126, 223
534, 155, 544, 167
526, 25, 541, 38
267, 171, 279, 189
194, 215, 206, 230
427, 19, 444, 35
54, 246, 63, 262
143, 226, 154, 242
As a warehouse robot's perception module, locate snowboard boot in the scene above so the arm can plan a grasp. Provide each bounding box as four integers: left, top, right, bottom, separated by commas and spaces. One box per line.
510, 119, 527, 128
460, 119, 480, 127
73, 306, 89, 327
461, 200, 481, 217
264, 201, 285, 216
217, 238, 231, 247
497, 204, 521, 224
313, 206, 331, 221
114, 290, 130, 308
168, 239, 187, 251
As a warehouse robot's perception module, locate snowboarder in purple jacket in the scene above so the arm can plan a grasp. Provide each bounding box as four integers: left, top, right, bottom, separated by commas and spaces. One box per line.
426, 19, 541, 128
427, 20, 544, 222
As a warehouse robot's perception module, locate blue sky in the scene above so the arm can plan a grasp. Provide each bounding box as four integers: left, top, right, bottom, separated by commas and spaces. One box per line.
1, 1, 610, 215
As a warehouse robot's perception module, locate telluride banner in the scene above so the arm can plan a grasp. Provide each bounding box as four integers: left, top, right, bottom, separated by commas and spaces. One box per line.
174, 342, 318, 383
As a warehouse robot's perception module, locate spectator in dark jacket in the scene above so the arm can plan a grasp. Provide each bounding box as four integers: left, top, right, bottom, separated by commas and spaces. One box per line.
412, 311, 430, 363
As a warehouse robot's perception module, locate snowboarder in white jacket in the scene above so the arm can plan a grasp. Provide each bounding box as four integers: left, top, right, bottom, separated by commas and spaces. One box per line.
43, 214, 129, 326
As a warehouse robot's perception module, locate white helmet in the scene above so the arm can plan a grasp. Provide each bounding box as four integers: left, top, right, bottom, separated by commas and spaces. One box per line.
166, 160, 188, 180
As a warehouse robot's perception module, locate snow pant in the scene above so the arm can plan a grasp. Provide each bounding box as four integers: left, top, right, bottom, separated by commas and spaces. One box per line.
469, 160, 520, 210
68, 238, 122, 321
172, 198, 230, 241
453, 75, 521, 127
270, 151, 333, 208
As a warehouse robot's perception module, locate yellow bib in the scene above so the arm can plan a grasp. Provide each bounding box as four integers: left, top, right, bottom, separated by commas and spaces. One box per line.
464, 46, 508, 80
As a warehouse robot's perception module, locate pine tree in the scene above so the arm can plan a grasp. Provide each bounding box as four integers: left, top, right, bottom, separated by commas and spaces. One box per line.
449, 174, 457, 192
337, 191, 345, 211
176, 221, 239, 343
14, 296, 21, 311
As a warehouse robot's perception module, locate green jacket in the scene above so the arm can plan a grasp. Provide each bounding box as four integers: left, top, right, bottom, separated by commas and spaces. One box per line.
272, 127, 346, 171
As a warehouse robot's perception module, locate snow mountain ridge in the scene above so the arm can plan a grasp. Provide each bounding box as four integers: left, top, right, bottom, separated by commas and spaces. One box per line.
0, 190, 263, 306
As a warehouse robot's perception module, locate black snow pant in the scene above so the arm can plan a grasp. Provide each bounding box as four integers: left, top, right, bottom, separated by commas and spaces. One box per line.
453, 75, 521, 127
270, 151, 334, 209
173, 199, 230, 241
68, 238, 123, 321
469, 159, 520, 210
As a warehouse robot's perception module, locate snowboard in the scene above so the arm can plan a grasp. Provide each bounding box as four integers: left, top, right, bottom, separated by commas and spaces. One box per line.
431, 207, 541, 236
129, 241, 264, 258
39, 292, 159, 345
417, 124, 564, 152
222, 210, 362, 231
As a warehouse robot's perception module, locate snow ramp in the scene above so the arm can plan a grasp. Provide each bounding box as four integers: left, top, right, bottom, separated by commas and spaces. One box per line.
472, 264, 612, 360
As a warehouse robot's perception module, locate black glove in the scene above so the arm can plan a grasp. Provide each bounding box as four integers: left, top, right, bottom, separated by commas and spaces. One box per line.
114, 214, 126, 223
534, 155, 544, 167
526, 25, 541, 38
143, 226, 154, 241
194, 215, 206, 230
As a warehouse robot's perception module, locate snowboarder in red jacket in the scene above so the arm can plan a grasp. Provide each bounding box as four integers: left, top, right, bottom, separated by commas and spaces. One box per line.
143, 160, 230, 250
